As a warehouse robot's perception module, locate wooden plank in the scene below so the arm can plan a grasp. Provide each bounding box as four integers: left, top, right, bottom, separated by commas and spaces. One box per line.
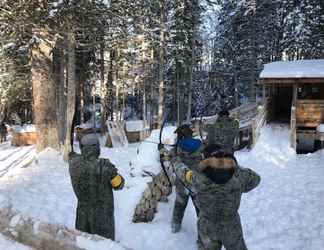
292, 84, 297, 105
297, 100, 324, 104
291, 106, 296, 150
259, 78, 324, 85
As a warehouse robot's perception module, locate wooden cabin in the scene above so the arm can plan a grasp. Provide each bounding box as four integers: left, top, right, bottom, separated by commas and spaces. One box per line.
259, 60, 324, 152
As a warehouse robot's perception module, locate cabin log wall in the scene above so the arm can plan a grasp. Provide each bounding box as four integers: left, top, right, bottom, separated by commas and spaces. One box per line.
295, 100, 324, 128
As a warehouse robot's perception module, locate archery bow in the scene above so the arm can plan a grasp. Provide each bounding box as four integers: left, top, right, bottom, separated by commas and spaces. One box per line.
159, 115, 196, 195
158, 114, 173, 187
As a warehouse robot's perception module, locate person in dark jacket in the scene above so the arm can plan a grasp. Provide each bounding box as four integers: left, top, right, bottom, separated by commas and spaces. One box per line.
205, 110, 239, 154
177, 144, 261, 250
171, 125, 204, 233
68, 134, 124, 240
160, 124, 204, 233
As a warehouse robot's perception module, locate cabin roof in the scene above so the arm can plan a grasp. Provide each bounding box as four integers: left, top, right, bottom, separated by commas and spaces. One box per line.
260, 59, 324, 80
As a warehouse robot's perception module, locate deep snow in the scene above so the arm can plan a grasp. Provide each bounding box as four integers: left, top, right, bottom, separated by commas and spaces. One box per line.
0, 125, 324, 250
0, 234, 33, 250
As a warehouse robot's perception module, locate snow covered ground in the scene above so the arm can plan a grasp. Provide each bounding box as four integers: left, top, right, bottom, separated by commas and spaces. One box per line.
0, 234, 33, 250
0, 141, 35, 178
0, 125, 324, 250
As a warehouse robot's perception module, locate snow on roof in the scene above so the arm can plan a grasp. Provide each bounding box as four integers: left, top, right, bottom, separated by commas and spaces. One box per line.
260, 59, 324, 79
13, 124, 36, 133
125, 120, 149, 132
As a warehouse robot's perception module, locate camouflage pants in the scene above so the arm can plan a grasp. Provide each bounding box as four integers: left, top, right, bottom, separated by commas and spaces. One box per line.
76, 202, 115, 240
197, 214, 248, 250
172, 180, 199, 231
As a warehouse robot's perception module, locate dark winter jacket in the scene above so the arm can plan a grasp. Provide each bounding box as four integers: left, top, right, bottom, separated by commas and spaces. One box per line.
206, 116, 239, 152
68, 146, 124, 239
194, 157, 260, 220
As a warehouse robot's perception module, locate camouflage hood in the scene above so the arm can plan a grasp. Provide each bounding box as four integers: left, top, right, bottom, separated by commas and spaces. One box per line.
198, 157, 236, 184
81, 145, 100, 159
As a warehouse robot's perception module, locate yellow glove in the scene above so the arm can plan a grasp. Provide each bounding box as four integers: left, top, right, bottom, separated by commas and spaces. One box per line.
185, 170, 193, 183
111, 174, 124, 190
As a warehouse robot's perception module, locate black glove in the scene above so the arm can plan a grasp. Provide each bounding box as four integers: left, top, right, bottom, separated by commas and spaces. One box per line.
158, 143, 164, 150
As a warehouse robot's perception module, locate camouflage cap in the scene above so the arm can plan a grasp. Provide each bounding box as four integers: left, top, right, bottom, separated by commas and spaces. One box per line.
80, 134, 99, 146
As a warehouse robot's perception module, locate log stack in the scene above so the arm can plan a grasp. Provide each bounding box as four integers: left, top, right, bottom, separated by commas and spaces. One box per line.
132, 169, 174, 223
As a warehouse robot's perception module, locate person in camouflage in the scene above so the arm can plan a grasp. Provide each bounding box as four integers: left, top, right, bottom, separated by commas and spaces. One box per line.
176, 144, 260, 250
68, 134, 124, 240
205, 110, 239, 154
161, 124, 204, 233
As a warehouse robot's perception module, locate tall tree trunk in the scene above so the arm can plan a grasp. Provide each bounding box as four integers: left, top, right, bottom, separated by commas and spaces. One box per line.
249, 0, 257, 103
186, 34, 195, 123
186, 67, 193, 123
31, 29, 59, 151
115, 83, 119, 121
157, 0, 166, 128
175, 62, 181, 126
107, 50, 114, 121
141, 26, 147, 123
63, 31, 76, 161
79, 72, 85, 124
78, 50, 86, 125
100, 42, 107, 134
143, 85, 146, 122
53, 38, 66, 147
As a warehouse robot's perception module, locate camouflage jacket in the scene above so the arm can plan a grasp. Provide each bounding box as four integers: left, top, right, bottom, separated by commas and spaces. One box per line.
205, 116, 239, 150
176, 156, 261, 220
68, 146, 121, 207
160, 139, 204, 192
174, 144, 204, 171
169, 141, 204, 193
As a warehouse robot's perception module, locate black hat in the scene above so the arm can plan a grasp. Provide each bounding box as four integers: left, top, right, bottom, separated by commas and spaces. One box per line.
218, 109, 230, 117
174, 124, 193, 139
203, 144, 222, 158
203, 144, 237, 163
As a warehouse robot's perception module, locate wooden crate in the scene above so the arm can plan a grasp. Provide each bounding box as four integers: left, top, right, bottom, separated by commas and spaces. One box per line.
11, 131, 37, 146
126, 130, 150, 143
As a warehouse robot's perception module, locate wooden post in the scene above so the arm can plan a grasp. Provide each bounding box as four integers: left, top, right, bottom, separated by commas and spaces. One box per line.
291, 84, 297, 150
292, 84, 297, 106
262, 85, 266, 104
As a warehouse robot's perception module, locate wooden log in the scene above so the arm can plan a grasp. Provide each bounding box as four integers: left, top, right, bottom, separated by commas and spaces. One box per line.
0, 206, 129, 250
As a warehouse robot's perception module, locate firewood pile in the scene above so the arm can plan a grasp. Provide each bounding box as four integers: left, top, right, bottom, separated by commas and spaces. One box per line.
132, 169, 175, 223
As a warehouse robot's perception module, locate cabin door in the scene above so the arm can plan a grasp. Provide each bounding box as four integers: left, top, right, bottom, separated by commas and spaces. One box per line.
271, 85, 293, 123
